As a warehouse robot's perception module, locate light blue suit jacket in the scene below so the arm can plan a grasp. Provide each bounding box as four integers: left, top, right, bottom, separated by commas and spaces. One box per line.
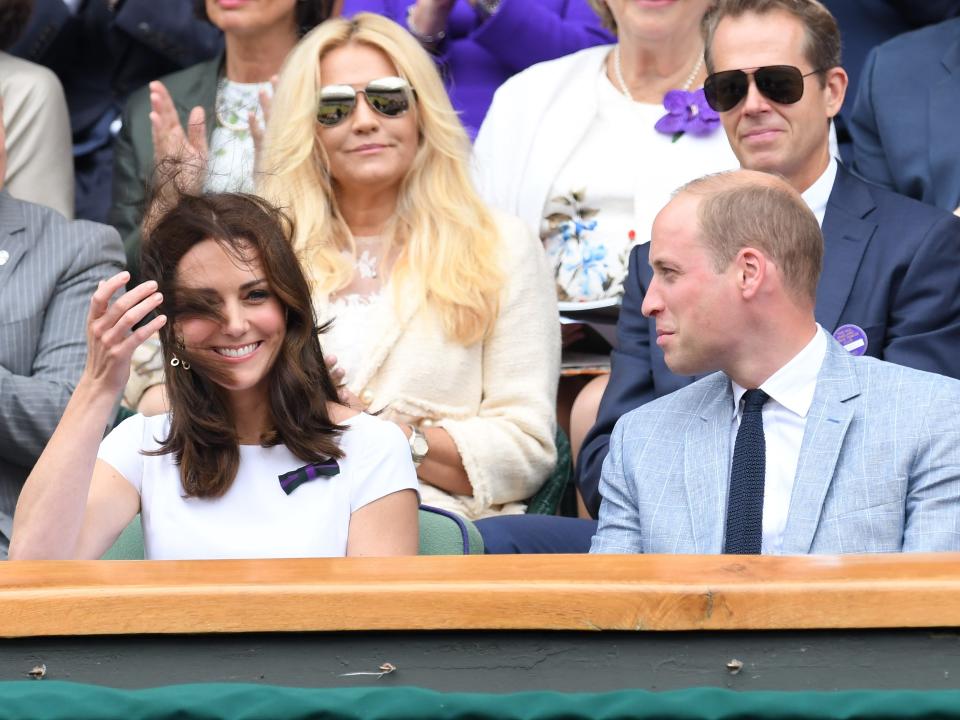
592, 334, 960, 554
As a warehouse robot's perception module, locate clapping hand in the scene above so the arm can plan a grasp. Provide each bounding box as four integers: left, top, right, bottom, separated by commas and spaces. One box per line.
248, 75, 278, 176
83, 272, 167, 396
149, 80, 207, 193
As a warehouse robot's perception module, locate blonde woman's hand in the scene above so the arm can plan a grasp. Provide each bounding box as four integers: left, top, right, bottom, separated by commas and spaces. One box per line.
149, 80, 207, 192
324, 353, 346, 387
324, 354, 365, 409
83, 272, 167, 397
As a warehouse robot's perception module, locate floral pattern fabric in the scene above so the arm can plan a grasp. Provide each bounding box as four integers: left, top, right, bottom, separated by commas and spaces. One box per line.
539, 69, 739, 304
542, 189, 632, 302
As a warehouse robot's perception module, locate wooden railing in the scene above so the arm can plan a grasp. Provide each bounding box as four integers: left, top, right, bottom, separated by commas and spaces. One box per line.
2, 553, 960, 638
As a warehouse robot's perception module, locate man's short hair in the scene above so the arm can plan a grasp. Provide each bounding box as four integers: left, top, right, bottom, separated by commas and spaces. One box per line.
680, 173, 824, 303
701, 0, 841, 85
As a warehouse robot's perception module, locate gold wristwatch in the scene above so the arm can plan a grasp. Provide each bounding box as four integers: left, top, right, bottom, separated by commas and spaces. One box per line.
408, 425, 429, 467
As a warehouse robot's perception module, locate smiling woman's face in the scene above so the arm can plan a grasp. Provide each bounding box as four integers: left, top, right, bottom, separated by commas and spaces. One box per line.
204, 0, 298, 37
605, 0, 713, 44
174, 238, 286, 403
315, 42, 419, 200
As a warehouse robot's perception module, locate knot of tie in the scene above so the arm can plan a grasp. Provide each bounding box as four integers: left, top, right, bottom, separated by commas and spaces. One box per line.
742, 388, 769, 414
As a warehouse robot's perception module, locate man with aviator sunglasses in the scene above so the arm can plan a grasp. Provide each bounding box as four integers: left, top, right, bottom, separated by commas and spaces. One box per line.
576, 0, 960, 519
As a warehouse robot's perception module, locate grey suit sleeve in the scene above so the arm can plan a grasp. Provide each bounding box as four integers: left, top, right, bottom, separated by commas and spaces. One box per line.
902, 377, 960, 552
0, 224, 125, 467
590, 414, 644, 554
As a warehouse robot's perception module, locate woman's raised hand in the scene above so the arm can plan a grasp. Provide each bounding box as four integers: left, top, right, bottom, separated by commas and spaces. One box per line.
249, 75, 277, 176
149, 80, 207, 192
83, 272, 167, 396
409, 0, 457, 40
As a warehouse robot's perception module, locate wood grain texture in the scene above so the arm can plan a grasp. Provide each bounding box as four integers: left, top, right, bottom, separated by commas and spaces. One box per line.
2, 554, 960, 637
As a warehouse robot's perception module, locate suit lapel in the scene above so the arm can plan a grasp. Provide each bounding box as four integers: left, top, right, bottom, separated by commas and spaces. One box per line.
816, 164, 876, 333
683, 378, 733, 553
0, 192, 29, 285
781, 339, 860, 554
930, 37, 960, 210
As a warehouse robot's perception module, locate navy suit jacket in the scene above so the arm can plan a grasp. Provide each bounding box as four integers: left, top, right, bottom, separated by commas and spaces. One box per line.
823, 1, 960, 120
11, 0, 222, 137
577, 163, 960, 517
850, 17, 960, 213
10, 0, 222, 221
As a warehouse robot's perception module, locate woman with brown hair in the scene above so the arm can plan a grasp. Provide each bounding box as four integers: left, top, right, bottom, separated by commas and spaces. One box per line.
9, 192, 419, 560
111, 0, 337, 283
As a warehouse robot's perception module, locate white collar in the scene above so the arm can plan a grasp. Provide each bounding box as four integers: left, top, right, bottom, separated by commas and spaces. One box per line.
731, 325, 827, 418
800, 157, 837, 227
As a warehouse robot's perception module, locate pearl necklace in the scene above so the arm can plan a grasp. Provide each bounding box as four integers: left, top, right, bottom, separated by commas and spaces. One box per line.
613, 44, 704, 102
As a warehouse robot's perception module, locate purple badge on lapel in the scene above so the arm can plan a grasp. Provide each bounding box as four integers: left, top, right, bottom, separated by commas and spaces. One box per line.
833, 324, 868, 356
278, 459, 340, 495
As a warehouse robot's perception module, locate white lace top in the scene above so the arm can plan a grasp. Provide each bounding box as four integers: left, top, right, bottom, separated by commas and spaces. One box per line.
320, 236, 395, 384
205, 78, 271, 193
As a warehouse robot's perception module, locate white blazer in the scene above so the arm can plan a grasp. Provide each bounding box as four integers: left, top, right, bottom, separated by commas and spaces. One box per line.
473, 45, 740, 240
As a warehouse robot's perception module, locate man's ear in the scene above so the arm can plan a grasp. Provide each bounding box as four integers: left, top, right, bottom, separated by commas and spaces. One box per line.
736, 247, 765, 299
824, 66, 848, 119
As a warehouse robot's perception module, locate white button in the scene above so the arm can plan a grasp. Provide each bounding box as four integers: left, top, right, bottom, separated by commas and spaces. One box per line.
0, 250, 8, 266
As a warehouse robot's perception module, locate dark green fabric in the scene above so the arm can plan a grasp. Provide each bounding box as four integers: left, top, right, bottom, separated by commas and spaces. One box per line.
526, 427, 572, 515
100, 508, 483, 559
2, 682, 960, 719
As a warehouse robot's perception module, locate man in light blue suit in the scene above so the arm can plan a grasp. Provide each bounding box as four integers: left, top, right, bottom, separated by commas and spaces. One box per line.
578, 0, 960, 519
592, 170, 960, 555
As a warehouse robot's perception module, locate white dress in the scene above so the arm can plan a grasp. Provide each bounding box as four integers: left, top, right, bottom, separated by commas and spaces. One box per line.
97, 412, 418, 559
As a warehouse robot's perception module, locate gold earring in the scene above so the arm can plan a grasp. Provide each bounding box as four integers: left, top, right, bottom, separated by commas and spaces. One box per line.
170, 355, 191, 370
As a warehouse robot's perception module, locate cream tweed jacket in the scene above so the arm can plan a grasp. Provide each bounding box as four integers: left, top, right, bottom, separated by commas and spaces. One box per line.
315, 212, 561, 520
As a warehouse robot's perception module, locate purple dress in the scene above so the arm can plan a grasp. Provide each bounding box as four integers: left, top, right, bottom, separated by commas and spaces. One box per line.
341, 0, 613, 137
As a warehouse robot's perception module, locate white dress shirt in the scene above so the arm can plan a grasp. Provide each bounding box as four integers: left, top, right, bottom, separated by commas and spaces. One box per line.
800, 157, 838, 227
730, 326, 828, 554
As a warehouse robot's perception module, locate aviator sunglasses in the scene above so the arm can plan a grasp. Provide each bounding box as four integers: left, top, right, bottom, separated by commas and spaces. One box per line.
316, 76, 415, 126
703, 65, 825, 112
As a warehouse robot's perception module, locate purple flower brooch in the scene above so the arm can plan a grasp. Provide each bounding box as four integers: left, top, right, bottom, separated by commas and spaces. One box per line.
654, 88, 720, 143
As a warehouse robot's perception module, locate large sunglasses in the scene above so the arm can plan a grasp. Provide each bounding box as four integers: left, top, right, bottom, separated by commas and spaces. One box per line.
316, 76, 415, 127
703, 65, 824, 112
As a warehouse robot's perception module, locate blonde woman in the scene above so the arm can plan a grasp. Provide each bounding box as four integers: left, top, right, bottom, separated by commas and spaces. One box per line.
258, 14, 560, 523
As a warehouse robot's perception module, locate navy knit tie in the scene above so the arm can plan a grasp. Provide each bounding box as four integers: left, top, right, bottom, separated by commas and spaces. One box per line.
724, 389, 769, 554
